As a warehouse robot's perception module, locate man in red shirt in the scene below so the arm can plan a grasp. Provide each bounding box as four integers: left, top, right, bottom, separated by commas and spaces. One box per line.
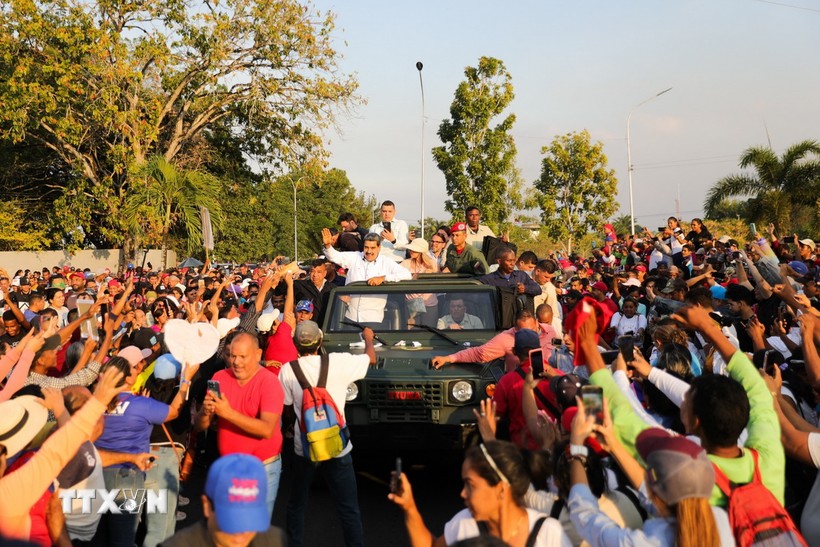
196, 332, 284, 517
492, 329, 563, 450
590, 281, 619, 316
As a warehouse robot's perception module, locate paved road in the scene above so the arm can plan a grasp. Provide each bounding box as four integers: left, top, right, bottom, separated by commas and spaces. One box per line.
172, 440, 467, 547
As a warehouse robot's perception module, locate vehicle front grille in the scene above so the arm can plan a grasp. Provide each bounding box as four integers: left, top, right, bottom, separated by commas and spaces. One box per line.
368, 382, 443, 409
380, 409, 430, 422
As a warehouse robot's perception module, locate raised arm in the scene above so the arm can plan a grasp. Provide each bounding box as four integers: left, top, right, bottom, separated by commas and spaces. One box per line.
800, 315, 820, 390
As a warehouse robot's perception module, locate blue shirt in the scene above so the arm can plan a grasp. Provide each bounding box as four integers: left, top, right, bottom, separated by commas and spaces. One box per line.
95, 393, 169, 468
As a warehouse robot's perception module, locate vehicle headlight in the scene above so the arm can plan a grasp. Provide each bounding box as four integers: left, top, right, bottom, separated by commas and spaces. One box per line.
345, 382, 359, 401
451, 381, 473, 403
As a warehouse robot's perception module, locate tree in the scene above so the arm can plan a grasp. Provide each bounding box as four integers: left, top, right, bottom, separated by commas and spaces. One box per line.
610, 214, 636, 238
704, 140, 820, 233
0, 201, 48, 251
432, 57, 521, 229
213, 167, 374, 263
0, 0, 359, 249
122, 156, 224, 269
533, 130, 618, 254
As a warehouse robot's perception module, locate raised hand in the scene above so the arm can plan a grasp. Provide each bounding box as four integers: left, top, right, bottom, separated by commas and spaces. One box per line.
472, 398, 497, 442
93, 366, 126, 404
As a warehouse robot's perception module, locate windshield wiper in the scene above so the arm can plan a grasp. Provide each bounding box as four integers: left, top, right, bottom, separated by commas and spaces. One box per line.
340, 320, 389, 346
410, 323, 460, 345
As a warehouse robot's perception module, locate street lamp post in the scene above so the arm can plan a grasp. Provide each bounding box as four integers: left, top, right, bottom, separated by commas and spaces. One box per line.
626, 87, 672, 235
416, 61, 425, 238
288, 178, 298, 263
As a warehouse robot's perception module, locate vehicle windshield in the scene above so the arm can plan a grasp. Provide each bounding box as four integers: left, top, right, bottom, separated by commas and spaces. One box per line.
325, 288, 497, 333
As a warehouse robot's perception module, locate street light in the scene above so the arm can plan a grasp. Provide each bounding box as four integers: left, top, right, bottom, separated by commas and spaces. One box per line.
416, 61, 425, 238
626, 87, 672, 235
288, 178, 298, 263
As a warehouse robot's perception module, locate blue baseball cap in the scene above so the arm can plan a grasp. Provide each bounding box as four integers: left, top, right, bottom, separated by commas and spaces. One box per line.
295, 299, 315, 313
153, 353, 181, 380
205, 454, 269, 534
789, 261, 809, 277
709, 284, 727, 301
514, 328, 540, 353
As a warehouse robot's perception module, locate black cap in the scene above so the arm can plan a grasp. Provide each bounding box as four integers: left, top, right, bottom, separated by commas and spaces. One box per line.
131, 327, 160, 350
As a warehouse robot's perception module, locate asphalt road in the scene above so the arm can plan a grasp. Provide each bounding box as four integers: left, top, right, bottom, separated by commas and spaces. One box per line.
171, 440, 467, 547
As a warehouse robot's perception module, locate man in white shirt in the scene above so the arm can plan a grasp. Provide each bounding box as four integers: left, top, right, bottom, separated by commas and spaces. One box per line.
464, 206, 496, 250
322, 228, 411, 326
367, 200, 409, 262
532, 259, 563, 337
280, 321, 377, 547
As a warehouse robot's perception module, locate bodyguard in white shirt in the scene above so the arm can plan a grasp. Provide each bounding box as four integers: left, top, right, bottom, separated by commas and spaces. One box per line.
322, 228, 411, 325
367, 200, 409, 262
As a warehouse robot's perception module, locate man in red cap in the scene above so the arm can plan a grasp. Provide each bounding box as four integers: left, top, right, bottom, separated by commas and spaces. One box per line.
443, 222, 489, 276
590, 280, 618, 315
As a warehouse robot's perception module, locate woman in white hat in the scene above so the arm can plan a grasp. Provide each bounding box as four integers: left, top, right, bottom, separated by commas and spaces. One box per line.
401, 238, 439, 327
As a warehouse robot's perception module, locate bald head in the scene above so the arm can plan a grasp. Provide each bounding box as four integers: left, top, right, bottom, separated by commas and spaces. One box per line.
231, 331, 260, 351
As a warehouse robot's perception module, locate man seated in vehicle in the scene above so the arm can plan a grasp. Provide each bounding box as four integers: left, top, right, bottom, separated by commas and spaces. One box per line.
436, 297, 484, 330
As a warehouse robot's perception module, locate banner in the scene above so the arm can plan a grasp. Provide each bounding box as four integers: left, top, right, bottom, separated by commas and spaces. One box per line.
201, 207, 214, 251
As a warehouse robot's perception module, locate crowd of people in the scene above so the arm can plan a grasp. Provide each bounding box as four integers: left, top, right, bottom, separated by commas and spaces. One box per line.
0, 200, 819, 547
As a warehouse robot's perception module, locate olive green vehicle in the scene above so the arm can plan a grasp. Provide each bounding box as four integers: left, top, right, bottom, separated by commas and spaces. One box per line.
321, 276, 506, 451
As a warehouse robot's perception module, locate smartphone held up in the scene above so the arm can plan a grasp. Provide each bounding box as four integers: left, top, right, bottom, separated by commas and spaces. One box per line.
581, 386, 604, 425
390, 457, 403, 496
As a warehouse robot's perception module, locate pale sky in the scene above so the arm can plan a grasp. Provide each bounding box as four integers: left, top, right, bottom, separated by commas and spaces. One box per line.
312, 0, 820, 231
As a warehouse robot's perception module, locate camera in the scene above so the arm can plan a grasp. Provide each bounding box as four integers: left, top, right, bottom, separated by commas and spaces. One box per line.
709, 312, 734, 328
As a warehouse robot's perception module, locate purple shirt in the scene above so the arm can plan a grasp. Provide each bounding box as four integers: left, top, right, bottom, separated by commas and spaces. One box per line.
95, 393, 169, 468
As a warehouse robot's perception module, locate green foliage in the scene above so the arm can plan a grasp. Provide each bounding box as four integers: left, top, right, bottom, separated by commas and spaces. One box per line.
533, 130, 619, 254
610, 214, 636, 238
122, 156, 224, 268
704, 140, 820, 234
213, 168, 374, 263
0, 0, 360, 248
0, 201, 48, 251
432, 57, 521, 230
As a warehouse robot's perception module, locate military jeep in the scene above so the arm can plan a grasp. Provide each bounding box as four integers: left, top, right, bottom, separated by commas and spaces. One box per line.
320, 277, 506, 452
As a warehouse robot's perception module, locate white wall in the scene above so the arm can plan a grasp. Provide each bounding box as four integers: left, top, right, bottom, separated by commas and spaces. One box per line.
0, 249, 177, 275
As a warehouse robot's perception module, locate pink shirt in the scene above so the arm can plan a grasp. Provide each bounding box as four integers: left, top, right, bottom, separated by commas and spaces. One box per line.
449, 324, 556, 372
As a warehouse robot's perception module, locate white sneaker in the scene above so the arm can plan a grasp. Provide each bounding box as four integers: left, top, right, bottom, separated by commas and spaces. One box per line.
176, 511, 187, 522
177, 495, 190, 507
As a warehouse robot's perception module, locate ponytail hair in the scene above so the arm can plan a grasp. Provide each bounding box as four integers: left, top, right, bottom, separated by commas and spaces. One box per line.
674, 497, 720, 547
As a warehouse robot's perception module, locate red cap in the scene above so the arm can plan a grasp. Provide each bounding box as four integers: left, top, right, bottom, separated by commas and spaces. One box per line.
592, 281, 608, 292
451, 222, 467, 233
561, 407, 607, 456
635, 264, 647, 272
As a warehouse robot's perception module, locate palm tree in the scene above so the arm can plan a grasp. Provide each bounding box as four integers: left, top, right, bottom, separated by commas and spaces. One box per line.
704, 140, 820, 232
123, 156, 224, 269
610, 214, 635, 237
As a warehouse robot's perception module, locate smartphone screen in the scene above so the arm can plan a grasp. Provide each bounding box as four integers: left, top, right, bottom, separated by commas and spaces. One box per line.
749, 223, 757, 235
783, 236, 795, 244
581, 386, 604, 425
383, 221, 392, 233
618, 336, 635, 362
529, 349, 544, 377
207, 380, 221, 398
390, 457, 403, 495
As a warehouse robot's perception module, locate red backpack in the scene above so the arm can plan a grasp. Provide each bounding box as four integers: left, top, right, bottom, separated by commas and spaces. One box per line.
712, 449, 806, 547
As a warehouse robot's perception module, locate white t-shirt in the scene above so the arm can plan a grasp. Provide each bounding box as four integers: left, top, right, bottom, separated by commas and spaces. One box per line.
800, 433, 820, 546
279, 353, 370, 458
443, 508, 570, 547
609, 313, 647, 338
